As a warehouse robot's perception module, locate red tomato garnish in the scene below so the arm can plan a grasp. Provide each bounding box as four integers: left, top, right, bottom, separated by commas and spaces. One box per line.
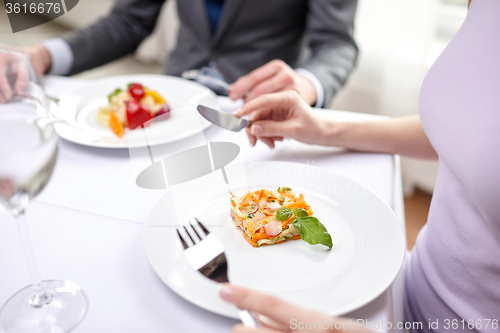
125, 100, 152, 130
128, 83, 145, 100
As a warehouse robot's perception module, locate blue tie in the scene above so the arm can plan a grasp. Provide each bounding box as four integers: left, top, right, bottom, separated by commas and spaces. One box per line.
205, 0, 225, 34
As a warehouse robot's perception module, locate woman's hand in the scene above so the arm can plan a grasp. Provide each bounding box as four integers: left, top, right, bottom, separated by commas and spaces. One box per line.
219, 284, 375, 333
234, 91, 332, 148
234, 91, 437, 159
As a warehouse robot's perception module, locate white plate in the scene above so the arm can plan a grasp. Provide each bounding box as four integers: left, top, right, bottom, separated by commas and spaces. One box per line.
51, 75, 218, 148
143, 161, 406, 318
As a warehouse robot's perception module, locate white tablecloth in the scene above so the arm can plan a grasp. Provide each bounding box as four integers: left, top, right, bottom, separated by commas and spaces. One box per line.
0, 76, 406, 333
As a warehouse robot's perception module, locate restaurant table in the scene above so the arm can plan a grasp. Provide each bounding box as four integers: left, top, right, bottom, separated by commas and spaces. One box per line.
0, 76, 407, 333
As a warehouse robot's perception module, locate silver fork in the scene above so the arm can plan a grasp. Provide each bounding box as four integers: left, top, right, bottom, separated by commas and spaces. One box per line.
176, 218, 259, 328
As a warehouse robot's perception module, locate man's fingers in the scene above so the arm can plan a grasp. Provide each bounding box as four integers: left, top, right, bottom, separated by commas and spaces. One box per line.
220, 284, 309, 325
244, 70, 293, 102
0, 74, 13, 103
229, 61, 284, 100
14, 64, 29, 96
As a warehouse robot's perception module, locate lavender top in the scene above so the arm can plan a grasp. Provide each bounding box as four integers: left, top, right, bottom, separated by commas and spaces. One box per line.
404, 1, 500, 332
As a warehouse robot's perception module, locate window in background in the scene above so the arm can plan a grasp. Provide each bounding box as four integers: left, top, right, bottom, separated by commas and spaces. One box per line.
332, 0, 468, 196
427, 0, 468, 67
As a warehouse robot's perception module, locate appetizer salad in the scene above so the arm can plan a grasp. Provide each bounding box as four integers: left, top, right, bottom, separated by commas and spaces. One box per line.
96, 83, 171, 137
230, 187, 333, 249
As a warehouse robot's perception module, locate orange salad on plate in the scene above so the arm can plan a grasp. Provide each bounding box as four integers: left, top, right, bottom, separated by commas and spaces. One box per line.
230, 187, 333, 249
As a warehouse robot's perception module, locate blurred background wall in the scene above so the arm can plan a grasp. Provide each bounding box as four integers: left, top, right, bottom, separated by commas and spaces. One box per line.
332, 0, 467, 196
0, 0, 468, 197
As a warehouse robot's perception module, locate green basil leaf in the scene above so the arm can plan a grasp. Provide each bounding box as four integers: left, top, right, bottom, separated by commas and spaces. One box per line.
293, 217, 333, 249
276, 207, 292, 221
107, 88, 122, 103
292, 208, 308, 218
277, 186, 292, 192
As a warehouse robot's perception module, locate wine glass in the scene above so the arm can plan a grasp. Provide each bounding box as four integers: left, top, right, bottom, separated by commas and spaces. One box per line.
0, 49, 88, 332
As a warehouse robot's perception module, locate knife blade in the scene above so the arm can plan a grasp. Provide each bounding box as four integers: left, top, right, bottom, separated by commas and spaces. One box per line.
197, 105, 251, 132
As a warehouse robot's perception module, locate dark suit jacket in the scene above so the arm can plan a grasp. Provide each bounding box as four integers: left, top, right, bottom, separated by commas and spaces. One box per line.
62, 0, 358, 106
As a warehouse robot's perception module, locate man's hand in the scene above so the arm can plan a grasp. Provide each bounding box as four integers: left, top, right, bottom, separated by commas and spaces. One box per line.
23, 44, 52, 77
228, 60, 317, 105
0, 45, 51, 103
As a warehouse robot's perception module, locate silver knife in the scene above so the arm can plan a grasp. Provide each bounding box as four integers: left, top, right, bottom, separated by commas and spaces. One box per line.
197, 105, 252, 132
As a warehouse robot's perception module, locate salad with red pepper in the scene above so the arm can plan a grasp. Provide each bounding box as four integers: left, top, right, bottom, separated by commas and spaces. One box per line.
96, 82, 171, 137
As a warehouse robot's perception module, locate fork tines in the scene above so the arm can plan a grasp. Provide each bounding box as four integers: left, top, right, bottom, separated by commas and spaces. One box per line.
195, 217, 210, 235
176, 218, 210, 249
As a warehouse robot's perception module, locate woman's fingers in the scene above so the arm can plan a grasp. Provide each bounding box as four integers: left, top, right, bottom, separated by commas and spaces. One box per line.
245, 125, 284, 148
219, 284, 311, 326
246, 127, 258, 147
235, 91, 298, 118
258, 136, 276, 148
250, 120, 296, 139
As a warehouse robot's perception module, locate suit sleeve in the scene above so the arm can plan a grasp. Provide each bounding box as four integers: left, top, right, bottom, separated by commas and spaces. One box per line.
61, 0, 166, 75
298, 0, 358, 107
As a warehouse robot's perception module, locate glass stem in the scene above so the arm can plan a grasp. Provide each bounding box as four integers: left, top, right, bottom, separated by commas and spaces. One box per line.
14, 211, 52, 307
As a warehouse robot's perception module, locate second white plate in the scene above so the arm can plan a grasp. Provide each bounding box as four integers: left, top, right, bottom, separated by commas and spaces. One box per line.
51, 74, 218, 148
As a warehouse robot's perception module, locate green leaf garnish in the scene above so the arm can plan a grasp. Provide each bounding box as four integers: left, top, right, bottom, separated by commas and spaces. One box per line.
107, 88, 122, 103
293, 216, 332, 249
276, 203, 332, 249
292, 208, 308, 218
276, 207, 292, 221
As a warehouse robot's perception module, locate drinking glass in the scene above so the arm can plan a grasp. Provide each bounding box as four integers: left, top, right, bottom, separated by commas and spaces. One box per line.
0, 49, 88, 333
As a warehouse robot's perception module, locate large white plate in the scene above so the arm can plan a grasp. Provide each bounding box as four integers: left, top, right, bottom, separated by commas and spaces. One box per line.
143, 161, 406, 318
51, 75, 218, 148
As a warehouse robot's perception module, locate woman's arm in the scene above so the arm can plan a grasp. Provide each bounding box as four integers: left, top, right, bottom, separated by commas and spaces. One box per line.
236, 91, 437, 160
323, 114, 437, 160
